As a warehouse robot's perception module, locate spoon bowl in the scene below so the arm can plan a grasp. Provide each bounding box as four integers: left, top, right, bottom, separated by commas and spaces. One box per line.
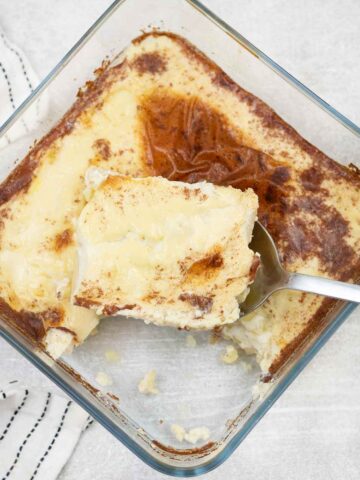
240, 222, 360, 316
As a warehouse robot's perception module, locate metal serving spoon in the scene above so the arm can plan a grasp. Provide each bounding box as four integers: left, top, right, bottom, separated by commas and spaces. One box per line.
240, 222, 360, 316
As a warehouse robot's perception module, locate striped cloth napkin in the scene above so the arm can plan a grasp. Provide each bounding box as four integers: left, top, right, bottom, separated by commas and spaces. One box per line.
0, 29, 92, 480
0, 381, 92, 480
0, 28, 47, 149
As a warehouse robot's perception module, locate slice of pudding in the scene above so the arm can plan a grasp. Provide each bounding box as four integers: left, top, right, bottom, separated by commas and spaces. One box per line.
73, 173, 258, 329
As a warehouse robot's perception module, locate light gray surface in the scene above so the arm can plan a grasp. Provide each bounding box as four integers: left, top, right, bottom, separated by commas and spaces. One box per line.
0, 0, 359, 479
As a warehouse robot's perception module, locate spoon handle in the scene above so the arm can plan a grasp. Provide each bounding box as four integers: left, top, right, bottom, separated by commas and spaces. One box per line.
287, 273, 360, 303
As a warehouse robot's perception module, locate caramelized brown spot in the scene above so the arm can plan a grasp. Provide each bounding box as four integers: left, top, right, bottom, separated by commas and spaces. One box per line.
53, 228, 73, 251
152, 440, 216, 457
93, 60, 111, 78
182, 186, 207, 201
102, 305, 120, 316
107, 392, 120, 401
103, 175, 131, 190
0, 208, 10, 238
74, 296, 101, 309
0, 156, 36, 205
57, 360, 100, 397
117, 304, 137, 310
212, 71, 238, 92
93, 139, 111, 160
142, 292, 167, 304
44, 308, 64, 327
140, 92, 292, 209
142, 291, 160, 301
132, 52, 167, 75
187, 252, 224, 279
179, 293, 213, 313
271, 166, 291, 185
349, 163, 360, 175
300, 166, 324, 192
0, 299, 65, 341
102, 304, 137, 315
282, 197, 354, 279
15, 309, 45, 339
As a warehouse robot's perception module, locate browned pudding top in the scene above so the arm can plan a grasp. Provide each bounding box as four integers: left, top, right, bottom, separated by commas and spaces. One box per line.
140, 91, 360, 280
0, 30, 358, 357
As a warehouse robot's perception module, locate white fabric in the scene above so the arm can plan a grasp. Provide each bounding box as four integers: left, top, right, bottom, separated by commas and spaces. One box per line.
0, 29, 47, 149
0, 381, 92, 480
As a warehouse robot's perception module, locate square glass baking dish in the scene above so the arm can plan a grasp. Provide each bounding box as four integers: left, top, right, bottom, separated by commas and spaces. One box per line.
0, 0, 359, 476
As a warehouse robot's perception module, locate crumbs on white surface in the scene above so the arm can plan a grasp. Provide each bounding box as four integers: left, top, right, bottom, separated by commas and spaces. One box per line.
170, 424, 211, 444
171, 424, 186, 442
185, 335, 197, 348
185, 427, 211, 444
221, 345, 239, 364
138, 370, 159, 395
105, 350, 120, 363
95, 371, 113, 387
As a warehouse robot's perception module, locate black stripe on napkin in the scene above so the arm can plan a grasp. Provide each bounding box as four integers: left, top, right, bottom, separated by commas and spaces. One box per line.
0, 61, 16, 111
0, 32, 33, 91
2, 392, 51, 479
0, 58, 30, 134
0, 381, 18, 399
0, 389, 29, 442
84, 417, 94, 431
30, 400, 72, 480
